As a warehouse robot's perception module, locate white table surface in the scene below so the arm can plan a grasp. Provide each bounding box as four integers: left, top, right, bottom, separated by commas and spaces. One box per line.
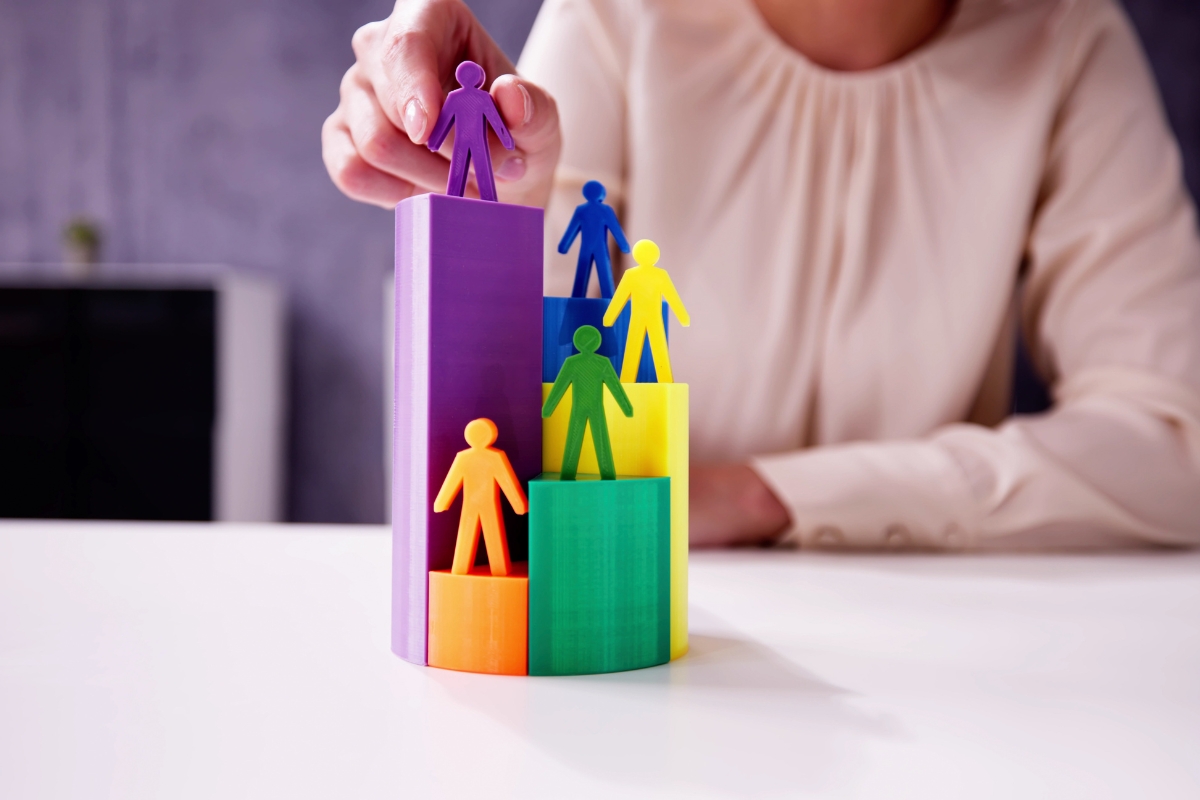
1, 521, 1197, 799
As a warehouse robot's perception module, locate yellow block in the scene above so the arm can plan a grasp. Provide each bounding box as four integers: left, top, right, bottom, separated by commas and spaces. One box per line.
542, 382, 689, 660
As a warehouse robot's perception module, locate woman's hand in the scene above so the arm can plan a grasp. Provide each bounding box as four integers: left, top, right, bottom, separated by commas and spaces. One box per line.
322, 0, 561, 209
690, 462, 792, 548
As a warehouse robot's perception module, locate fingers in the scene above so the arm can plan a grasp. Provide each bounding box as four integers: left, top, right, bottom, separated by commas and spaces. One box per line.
341, 63, 448, 193
327, 1, 559, 208
373, 23, 443, 144
361, 1, 514, 147
352, 17, 437, 144
322, 108, 417, 209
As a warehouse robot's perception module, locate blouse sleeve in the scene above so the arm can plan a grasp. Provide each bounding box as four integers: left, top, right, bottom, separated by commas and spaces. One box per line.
752, 2, 1200, 550
517, 0, 631, 296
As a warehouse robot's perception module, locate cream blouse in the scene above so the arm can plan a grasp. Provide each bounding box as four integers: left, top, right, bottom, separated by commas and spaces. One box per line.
517, 0, 1200, 549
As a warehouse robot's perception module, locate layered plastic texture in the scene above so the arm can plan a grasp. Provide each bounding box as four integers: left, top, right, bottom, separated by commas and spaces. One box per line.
528, 475, 671, 675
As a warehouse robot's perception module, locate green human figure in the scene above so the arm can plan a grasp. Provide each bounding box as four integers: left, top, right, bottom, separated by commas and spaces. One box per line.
541, 325, 634, 480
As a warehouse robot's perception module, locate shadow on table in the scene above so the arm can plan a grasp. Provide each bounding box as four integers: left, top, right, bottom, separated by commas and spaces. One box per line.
582, 632, 840, 690
429, 628, 900, 795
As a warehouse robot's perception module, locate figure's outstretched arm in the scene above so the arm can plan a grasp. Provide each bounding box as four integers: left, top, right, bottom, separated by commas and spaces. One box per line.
602, 277, 633, 327
432, 454, 465, 511
494, 452, 528, 514
482, 98, 515, 150
602, 364, 634, 417
426, 103, 455, 152
542, 367, 573, 417
661, 274, 691, 327
558, 209, 583, 254
604, 206, 631, 253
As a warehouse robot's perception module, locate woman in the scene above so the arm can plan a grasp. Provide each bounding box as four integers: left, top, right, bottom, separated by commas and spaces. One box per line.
323, 0, 1200, 550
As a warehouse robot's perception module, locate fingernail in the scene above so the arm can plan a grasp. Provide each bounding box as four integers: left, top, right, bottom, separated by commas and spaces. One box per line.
403, 98, 426, 142
517, 83, 533, 125
495, 156, 526, 182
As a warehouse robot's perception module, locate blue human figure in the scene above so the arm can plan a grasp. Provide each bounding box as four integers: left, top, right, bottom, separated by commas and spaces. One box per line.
426, 61, 514, 202
558, 181, 631, 298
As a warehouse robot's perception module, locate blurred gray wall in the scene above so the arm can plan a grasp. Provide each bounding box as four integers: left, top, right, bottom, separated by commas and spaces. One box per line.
0, 0, 1194, 523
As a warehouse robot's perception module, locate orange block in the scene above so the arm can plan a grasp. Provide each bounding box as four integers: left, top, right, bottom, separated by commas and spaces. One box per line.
428, 563, 528, 675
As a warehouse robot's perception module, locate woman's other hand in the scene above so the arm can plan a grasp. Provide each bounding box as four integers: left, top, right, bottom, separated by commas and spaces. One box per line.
322, 0, 561, 209
690, 462, 791, 548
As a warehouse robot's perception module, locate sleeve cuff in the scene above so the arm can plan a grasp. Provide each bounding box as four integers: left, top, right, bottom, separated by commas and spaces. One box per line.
749, 439, 982, 551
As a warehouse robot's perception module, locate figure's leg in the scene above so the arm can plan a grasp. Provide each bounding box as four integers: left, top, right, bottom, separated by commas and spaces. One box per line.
589, 410, 616, 480
447, 140, 471, 197
621, 321, 647, 382
479, 502, 512, 576
647, 320, 673, 383
451, 507, 482, 574
561, 409, 589, 480
474, 144, 498, 201
595, 248, 615, 299
571, 249, 592, 298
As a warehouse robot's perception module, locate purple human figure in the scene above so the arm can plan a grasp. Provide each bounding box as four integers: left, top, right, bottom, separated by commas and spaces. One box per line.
558, 180, 631, 298
426, 61, 514, 202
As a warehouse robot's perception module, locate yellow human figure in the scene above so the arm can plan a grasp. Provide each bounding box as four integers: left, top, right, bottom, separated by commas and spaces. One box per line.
433, 418, 528, 576
602, 239, 691, 383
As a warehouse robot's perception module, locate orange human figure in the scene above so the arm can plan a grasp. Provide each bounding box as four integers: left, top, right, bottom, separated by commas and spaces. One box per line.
433, 418, 528, 576
602, 239, 691, 382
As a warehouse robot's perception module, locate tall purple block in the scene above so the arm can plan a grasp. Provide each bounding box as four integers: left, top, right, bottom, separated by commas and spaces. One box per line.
392, 193, 543, 665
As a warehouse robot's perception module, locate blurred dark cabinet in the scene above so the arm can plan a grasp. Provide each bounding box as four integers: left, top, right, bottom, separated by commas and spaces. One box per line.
0, 288, 215, 519
0, 270, 284, 522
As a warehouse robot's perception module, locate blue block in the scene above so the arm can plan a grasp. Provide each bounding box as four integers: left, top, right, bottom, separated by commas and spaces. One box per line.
542, 297, 667, 383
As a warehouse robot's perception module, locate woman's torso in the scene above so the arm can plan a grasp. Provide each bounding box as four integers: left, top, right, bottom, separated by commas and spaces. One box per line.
534, 0, 1098, 462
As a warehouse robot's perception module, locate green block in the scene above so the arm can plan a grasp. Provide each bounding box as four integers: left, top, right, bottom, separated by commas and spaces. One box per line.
528, 474, 671, 676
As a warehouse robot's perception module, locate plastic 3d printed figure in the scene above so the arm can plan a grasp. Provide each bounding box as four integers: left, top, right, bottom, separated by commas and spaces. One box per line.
426, 61, 514, 202
542, 325, 634, 480
603, 239, 691, 383
433, 418, 528, 576
558, 180, 631, 298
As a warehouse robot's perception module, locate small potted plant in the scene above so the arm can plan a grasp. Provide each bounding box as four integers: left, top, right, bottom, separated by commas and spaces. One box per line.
62, 217, 102, 277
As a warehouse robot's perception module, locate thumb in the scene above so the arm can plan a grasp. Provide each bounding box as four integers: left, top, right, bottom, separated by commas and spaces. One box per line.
491, 74, 560, 167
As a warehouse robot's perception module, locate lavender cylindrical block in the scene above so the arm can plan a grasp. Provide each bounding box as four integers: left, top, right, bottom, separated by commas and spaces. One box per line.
393, 193, 543, 664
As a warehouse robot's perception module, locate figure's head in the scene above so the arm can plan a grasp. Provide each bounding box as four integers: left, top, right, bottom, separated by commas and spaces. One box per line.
456, 61, 485, 89
632, 239, 660, 267
464, 417, 498, 448
582, 180, 606, 203
573, 324, 602, 354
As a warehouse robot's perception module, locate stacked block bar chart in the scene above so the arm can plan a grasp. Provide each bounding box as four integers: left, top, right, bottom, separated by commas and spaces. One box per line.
392, 193, 543, 666
391, 60, 689, 678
